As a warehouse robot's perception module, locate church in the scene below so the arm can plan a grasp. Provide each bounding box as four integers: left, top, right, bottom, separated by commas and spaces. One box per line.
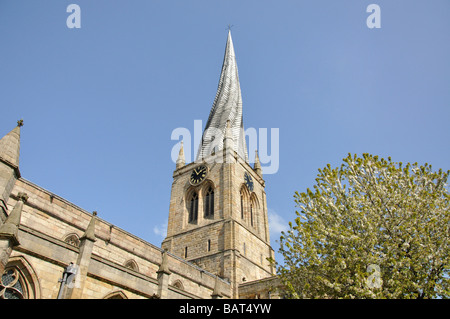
0, 31, 282, 299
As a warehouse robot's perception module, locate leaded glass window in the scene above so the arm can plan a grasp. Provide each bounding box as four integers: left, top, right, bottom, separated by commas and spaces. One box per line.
0, 268, 26, 299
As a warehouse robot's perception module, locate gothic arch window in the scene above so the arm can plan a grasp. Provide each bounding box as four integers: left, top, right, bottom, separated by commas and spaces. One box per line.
172, 280, 184, 291
187, 191, 199, 224
204, 185, 214, 219
250, 194, 259, 230
240, 185, 251, 222
1, 268, 26, 299
1, 256, 40, 299
240, 191, 245, 219
104, 291, 128, 299
64, 233, 80, 247
124, 259, 139, 272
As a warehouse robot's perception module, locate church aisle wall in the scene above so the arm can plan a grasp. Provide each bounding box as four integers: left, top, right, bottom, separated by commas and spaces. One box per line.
4, 178, 230, 299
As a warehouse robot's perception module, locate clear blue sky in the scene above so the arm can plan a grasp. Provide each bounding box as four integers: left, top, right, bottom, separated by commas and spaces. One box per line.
1, 1, 449, 264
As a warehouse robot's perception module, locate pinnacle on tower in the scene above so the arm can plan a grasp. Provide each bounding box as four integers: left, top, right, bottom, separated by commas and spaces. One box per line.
254, 150, 262, 177
176, 141, 185, 170
197, 30, 248, 162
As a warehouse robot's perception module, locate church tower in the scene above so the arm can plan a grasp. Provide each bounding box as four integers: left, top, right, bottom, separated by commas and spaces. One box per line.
162, 31, 275, 298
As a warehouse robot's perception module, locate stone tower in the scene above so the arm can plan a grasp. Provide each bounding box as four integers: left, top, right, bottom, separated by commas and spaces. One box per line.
162, 31, 275, 298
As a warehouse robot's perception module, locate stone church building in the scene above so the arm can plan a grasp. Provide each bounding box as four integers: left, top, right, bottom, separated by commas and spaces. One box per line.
0, 31, 281, 299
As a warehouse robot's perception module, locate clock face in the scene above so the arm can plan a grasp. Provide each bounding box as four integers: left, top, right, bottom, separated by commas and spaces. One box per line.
244, 172, 254, 192
190, 165, 208, 185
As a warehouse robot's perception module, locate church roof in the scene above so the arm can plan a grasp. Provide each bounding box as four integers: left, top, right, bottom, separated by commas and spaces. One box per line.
196, 31, 248, 162
0, 120, 22, 168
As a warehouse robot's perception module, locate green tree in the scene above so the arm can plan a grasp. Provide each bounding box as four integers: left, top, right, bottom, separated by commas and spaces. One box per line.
273, 153, 449, 299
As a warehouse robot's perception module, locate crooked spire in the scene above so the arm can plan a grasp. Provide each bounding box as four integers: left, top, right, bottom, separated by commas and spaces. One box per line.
196, 31, 248, 162
0, 120, 23, 168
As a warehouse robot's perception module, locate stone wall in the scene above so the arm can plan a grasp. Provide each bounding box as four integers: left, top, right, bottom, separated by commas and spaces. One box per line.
239, 276, 283, 299
5, 178, 231, 299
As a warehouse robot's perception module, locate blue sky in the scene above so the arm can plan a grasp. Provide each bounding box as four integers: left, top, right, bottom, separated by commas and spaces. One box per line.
1, 1, 449, 264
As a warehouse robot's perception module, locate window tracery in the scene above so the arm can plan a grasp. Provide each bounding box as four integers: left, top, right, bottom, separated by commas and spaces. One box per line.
64, 234, 80, 247
0, 267, 26, 299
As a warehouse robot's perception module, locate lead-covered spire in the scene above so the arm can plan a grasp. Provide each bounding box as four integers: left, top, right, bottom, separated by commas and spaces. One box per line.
196, 31, 248, 162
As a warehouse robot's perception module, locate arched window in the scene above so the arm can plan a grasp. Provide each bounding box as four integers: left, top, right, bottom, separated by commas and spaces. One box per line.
64, 233, 80, 247
204, 186, 214, 219
1, 268, 26, 299
124, 260, 139, 272
104, 291, 128, 299
1, 257, 41, 299
188, 192, 198, 223
250, 194, 259, 230
1, 257, 40, 299
240, 192, 245, 219
240, 185, 251, 222
172, 280, 184, 291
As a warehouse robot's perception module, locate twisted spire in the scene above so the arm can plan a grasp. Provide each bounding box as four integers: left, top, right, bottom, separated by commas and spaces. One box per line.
197, 31, 248, 162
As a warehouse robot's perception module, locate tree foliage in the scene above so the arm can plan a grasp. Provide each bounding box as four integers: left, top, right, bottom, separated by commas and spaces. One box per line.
273, 153, 449, 298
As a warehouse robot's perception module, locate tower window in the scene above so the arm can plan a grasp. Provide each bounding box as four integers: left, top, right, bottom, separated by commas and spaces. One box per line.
250, 204, 253, 227
207, 239, 211, 252
184, 247, 188, 258
204, 186, 214, 219
188, 192, 198, 223
240, 192, 244, 219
